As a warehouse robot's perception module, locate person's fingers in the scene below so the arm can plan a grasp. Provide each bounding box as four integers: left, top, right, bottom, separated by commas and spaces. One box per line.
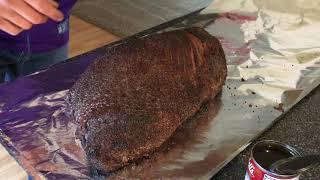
2, 9, 32, 30
0, 18, 23, 36
47, 0, 59, 8
24, 0, 64, 22
6, 0, 47, 24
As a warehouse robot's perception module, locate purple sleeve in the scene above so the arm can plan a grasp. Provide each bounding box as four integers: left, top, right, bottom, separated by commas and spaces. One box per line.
0, 0, 77, 53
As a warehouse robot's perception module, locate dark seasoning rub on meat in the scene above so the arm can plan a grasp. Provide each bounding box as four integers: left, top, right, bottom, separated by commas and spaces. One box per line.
65, 27, 227, 173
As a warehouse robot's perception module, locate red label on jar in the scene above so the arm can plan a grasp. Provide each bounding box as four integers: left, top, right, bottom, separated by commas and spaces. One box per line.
246, 158, 299, 180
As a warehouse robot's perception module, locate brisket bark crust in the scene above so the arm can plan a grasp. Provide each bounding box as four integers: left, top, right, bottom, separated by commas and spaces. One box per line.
66, 27, 227, 172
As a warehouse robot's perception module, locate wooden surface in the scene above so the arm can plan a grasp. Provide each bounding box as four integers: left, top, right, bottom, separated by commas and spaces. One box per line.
0, 15, 119, 180
69, 15, 120, 58
0, 144, 28, 180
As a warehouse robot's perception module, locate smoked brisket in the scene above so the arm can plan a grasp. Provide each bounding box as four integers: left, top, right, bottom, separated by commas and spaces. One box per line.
66, 27, 227, 172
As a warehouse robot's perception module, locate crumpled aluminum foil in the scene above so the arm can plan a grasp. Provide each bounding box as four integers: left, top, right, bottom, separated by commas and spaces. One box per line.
202, 0, 320, 104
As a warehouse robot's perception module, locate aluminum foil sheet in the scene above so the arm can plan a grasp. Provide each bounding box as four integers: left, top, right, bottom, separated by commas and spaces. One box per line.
0, 0, 319, 179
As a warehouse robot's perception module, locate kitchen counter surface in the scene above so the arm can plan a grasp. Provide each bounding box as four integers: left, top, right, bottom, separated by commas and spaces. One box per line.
72, 0, 211, 37
212, 85, 320, 180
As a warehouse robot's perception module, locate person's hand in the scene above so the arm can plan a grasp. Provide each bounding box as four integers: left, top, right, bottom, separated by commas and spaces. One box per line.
0, 0, 64, 35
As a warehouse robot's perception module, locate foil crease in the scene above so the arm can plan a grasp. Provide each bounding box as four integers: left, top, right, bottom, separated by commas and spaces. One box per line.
201, 0, 320, 104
